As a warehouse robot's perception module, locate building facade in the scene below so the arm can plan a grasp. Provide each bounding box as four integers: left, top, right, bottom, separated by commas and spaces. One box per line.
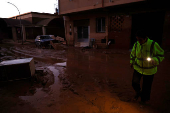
59, 0, 170, 50
0, 12, 65, 42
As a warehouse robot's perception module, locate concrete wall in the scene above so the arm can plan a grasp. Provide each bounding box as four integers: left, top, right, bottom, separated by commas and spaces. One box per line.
32, 13, 57, 19
25, 27, 43, 39
90, 14, 108, 48
11, 12, 57, 20
11, 13, 32, 20
46, 27, 65, 38
59, 0, 144, 15
10, 12, 58, 24
65, 18, 74, 46
108, 14, 132, 49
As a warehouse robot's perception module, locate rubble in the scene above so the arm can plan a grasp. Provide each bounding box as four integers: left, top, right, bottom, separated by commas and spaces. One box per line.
34, 67, 54, 87
50, 36, 67, 49
50, 41, 67, 50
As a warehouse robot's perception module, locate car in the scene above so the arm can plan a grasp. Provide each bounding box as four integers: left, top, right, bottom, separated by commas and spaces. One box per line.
35, 35, 55, 48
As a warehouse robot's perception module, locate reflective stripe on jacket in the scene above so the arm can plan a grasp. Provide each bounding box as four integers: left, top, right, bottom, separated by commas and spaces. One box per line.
130, 38, 164, 75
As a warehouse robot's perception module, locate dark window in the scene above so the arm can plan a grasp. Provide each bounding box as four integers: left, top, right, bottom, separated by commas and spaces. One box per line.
96, 18, 105, 32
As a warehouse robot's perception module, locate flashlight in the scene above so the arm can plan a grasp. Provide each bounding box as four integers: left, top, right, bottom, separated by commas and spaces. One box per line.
147, 57, 151, 61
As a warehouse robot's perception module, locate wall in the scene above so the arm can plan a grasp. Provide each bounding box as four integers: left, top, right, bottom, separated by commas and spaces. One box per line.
10, 12, 58, 24
108, 14, 132, 49
46, 27, 65, 38
90, 14, 108, 48
25, 27, 42, 39
59, 0, 144, 15
32, 13, 57, 19
15, 13, 32, 19
65, 18, 74, 46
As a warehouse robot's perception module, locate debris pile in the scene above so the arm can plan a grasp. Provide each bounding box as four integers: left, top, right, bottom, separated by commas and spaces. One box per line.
34, 67, 54, 87
0, 58, 35, 81
50, 36, 67, 50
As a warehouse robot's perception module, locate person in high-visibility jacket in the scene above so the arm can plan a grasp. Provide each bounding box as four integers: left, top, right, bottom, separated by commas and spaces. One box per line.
130, 30, 164, 103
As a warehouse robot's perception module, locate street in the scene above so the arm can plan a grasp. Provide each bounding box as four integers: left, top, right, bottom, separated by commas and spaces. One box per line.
0, 40, 170, 113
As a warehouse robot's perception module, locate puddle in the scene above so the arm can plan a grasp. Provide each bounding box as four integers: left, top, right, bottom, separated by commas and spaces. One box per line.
19, 65, 62, 108
47, 66, 62, 92
55, 62, 67, 67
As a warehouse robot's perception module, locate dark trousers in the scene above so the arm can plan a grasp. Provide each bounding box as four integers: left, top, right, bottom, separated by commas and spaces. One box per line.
132, 69, 154, 101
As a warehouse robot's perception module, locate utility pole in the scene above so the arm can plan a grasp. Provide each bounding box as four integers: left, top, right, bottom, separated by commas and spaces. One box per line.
7, 2, 23, 45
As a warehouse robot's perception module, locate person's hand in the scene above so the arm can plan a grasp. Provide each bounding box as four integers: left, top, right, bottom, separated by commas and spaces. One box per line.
130, 63, 133, 68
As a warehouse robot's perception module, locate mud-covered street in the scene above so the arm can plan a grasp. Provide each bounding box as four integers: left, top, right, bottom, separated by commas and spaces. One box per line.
1, 40, 170, 113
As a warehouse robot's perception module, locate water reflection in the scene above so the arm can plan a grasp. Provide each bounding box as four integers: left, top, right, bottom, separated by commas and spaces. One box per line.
19, 65, 62, 107
55, 62, 67, 67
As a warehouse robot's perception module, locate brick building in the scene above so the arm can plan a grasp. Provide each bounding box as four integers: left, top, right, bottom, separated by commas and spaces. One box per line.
0, 12, 65, 41
58, 0, 170, 50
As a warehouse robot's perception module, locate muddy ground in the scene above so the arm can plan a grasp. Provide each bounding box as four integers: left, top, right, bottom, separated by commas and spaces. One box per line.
0, 40, 170, 113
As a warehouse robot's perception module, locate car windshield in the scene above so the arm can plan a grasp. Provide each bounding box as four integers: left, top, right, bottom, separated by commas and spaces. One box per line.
40, 36, 52, 39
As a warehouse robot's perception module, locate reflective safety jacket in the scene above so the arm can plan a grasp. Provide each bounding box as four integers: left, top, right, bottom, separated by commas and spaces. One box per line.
130, 38, 164, 75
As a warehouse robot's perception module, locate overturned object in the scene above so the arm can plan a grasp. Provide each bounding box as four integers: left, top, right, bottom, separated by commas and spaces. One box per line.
0, 58, 35, 81
55, 36, 64, 42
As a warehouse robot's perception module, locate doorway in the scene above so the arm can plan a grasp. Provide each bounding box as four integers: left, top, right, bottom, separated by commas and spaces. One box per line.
130, 11, 165, 48
74, 19, 90, 47
77, 26, 88, 42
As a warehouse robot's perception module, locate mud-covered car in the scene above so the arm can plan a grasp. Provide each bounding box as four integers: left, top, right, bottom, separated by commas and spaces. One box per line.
35, 35, 55, 48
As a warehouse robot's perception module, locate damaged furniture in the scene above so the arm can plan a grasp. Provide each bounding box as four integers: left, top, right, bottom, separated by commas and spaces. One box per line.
0, 58, 35, 81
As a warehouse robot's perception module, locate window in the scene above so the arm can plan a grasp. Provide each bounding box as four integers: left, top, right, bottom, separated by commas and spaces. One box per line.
96, 18, 105, 32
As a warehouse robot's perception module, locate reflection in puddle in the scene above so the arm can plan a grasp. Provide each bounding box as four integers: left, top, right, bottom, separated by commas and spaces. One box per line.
19, 65, 61, 107
47, 66, 61, 93
55, 62, 67, 67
